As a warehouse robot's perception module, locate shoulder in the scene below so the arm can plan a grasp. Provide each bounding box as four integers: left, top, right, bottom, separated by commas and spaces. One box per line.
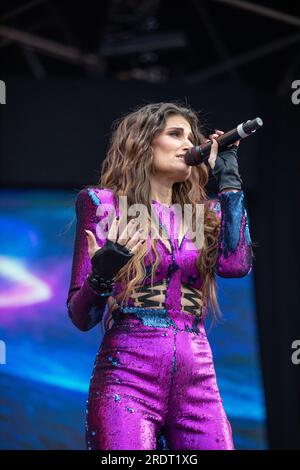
73, 188, 117, 247
74, 187, 117, 223
75, 187, 115, 209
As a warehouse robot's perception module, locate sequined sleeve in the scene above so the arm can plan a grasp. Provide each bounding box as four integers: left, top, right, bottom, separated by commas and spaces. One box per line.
210, 190, 253, 277
66, 188, 112, 331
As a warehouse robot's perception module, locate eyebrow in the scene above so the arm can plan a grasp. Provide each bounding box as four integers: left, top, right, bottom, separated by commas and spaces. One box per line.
166, 127, 194, 140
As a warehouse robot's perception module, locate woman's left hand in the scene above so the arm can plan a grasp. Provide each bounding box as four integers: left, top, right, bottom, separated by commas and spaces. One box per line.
208, 129, 243, 192
207, 129, 240, 170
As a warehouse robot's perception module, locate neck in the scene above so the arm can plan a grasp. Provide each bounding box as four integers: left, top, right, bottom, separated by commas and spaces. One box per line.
150, 176, 173, 206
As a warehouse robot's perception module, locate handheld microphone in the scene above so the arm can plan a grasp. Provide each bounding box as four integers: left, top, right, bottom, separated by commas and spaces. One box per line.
184, 117, 263, 166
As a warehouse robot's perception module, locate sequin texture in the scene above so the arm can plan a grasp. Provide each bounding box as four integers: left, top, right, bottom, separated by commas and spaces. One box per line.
67, 187, 253, 450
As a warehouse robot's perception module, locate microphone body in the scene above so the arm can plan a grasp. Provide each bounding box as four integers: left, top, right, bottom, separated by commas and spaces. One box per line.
184, 117, 263, 166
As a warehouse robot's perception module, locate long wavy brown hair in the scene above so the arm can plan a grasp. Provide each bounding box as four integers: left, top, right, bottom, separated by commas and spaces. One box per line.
91, 102, 222, 321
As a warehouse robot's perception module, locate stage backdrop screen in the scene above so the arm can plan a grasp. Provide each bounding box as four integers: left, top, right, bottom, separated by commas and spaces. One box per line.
0, 189, 267, 449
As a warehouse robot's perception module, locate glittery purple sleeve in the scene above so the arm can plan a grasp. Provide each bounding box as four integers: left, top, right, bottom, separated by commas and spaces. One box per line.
66, 188, 113, 331
210, 190, 253, 278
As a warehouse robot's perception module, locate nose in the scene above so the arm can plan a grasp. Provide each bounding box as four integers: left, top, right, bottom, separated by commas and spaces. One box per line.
181, 139, 194, 151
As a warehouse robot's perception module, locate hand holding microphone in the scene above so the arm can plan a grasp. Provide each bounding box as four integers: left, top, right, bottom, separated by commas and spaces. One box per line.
205, 130, 243, 193
184, 117, 263, 166
184, 117, 263, 192
206, 129, 240, 170
209, 129, 242, 192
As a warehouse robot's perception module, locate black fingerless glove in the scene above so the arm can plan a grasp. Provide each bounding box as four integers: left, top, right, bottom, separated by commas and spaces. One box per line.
87, 240, 134, 295
211, 145, 242, 192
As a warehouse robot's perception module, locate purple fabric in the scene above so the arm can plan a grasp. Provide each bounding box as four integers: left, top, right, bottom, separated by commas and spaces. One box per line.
86, 309, 234, 450
66, 187, 253, 449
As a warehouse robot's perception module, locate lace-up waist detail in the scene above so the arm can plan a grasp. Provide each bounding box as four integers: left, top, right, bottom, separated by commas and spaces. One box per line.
128, 280, 204, 318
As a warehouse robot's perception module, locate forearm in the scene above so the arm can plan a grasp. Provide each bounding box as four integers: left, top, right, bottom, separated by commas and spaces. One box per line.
216, 190, 253, 277
67, 278, 109, 331
66, 188, 114, 332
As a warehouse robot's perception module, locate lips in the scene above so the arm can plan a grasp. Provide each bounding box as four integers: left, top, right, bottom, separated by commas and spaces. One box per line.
176, 154, 186, 160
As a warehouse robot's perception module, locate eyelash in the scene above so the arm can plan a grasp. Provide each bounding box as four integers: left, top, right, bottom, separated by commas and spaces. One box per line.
169, 131, 193, 142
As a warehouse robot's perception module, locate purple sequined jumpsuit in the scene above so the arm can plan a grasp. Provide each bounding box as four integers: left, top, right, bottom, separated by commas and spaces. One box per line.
66, 187, 253, 450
